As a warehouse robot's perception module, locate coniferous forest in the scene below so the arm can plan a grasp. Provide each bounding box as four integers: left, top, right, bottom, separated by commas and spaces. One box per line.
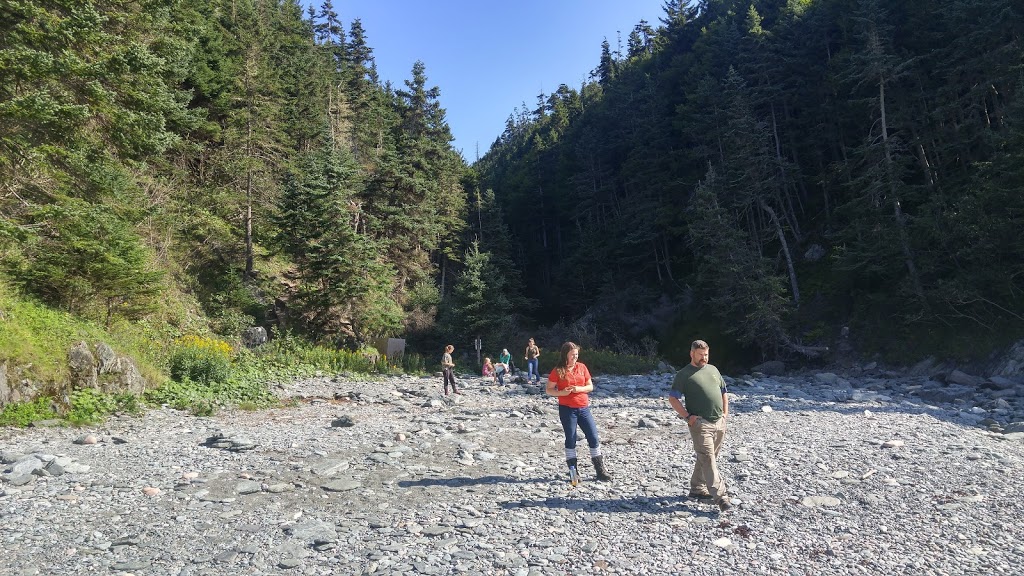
478, 0, 1024, 364
1, 0, 1023, 392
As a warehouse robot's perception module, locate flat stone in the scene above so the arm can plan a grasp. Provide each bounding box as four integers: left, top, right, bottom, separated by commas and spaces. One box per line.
801, 496, 841, 508
322, 479, 362, 492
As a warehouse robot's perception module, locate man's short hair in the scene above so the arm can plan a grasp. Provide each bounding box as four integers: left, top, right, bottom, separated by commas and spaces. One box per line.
691, 340, 709, 350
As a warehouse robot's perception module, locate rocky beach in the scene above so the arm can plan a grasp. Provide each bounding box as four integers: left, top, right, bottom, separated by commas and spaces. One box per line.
3, 365, 1024, 576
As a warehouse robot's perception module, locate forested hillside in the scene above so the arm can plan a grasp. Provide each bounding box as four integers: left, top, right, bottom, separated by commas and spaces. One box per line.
0, 0, 488, 385
477, 0, 1024, 363
1, 0, 1022, 398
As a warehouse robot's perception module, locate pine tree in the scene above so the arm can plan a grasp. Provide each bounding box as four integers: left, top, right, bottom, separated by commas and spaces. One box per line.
364, 61, 466, 305
445, 241, 513, 340
686, 167, 791, 353
17, 200, 163, 325
275, 141, 400, 342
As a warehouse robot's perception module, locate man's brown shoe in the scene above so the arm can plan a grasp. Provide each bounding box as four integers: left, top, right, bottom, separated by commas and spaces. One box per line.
688, 490, 712, 500
717, 498, 733, 512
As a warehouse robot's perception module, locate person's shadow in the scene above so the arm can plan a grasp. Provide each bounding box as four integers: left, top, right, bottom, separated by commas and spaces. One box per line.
399, 474, 722, 518
397, 475, 548, 488
500, 494, 721, 518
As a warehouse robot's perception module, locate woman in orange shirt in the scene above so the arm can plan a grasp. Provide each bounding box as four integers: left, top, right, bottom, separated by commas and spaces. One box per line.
545, 341, 612, 484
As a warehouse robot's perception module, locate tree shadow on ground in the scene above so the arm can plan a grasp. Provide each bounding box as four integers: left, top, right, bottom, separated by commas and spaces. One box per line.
398, 475, 549, 488
726, 391, 997, 429
596, 379, 1012, 433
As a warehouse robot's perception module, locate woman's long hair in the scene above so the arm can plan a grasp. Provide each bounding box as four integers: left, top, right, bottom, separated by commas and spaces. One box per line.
554, 341, 580, 379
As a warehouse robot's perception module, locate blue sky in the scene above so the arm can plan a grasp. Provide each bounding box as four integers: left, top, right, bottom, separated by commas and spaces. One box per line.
317, 1, 670, 161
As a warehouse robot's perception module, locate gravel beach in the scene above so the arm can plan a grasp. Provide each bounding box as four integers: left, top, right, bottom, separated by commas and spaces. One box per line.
3, 368, 1023, 575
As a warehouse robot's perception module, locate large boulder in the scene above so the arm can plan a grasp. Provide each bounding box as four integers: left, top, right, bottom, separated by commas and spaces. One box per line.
0, 362, 8, 405
991, 340, 1024, 379
95, 342, 118, 373
68, 342, 147, 396
946, 369, 984, 387
241, 327, 268, 349
0, 362, 38, 407
99, 355, 146, 396
804, 244, 826, 262
68, 342, 98, 390
751, 360, 786, 376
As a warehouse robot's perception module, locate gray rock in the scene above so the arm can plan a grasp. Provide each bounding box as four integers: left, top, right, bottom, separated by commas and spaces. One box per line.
236, 480, 261, 494
804, 244, 826, 262
68, 341, 98, 390
814, 372, 847, 386
917, 386, 971, 404
112, 561, 151, 571
213, 549, 238, 563
801, 496, 841, 507
0, 361, 8, 405
751, 361, 786, 376
43, 459, 64, 476
986, 376, 1019, 390
310, 459, 350, 477
947, 370, 983, 387
3, 473, 34, 486
322, 478, 361, 492
421, 526, 453, 537
101, 355, 147, 396
94, 343, 118, 374
242, 327, 268, 349
285, 520, 337, 543
9, 455, 44, 476
331, 415, 355, 427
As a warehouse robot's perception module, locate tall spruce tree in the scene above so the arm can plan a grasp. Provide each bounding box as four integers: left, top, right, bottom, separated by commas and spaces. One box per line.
275, 141, 401, 342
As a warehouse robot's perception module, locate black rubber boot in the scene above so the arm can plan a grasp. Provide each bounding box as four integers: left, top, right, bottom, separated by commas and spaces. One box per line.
567, 458, 579, 485
592, 456, 612, 482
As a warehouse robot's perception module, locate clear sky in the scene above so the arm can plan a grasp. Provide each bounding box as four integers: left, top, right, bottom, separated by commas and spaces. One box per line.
319, 1, 670, 161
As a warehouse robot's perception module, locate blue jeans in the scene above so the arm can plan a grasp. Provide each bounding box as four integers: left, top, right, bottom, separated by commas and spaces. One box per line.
527, 358, 540, 382
558, 405, 600, 450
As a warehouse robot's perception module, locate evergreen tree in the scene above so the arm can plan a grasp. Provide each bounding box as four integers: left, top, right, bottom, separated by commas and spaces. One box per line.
364, 61, 466, 304
16, 200, 163, 326
445, 241, 513, 340
686, 167, 791, 353
275, 141, 401, 342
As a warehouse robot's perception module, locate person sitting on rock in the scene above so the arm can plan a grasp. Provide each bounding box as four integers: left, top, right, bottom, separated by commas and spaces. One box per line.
482, 357, 496, 383
495, 348, 512, 384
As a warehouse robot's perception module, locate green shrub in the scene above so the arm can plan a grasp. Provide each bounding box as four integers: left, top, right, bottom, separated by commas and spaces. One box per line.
398, 352, 427, 375
539, 348, 657, 376
253, 334, 377, 373
65, 389, 142, 425
169, 335, 232, 384
0, 397, 58, 427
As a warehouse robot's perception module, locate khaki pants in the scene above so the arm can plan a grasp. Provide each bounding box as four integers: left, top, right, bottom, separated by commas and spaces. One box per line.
688, 416, 727, 500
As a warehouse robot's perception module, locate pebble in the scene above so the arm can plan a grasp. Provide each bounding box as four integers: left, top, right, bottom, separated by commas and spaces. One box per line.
1, 370, 1022, 575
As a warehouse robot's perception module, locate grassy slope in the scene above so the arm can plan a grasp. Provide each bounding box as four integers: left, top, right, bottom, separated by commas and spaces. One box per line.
0, 278, 179, 391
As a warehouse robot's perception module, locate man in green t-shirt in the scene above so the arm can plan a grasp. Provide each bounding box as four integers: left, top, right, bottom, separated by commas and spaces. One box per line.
668, 339, 731, 511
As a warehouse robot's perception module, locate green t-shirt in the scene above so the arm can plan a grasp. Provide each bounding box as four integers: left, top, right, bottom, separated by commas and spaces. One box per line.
671, 364, 727, 422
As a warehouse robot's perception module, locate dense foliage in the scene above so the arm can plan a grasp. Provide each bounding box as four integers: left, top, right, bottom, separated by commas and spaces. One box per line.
1, 0, 1021, 402
0, 0, 471, 352
476, 0, 1024, 362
